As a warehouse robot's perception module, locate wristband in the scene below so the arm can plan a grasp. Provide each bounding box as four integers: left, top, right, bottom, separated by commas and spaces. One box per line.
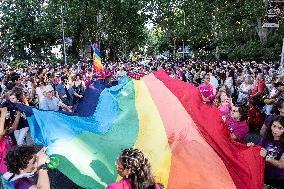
37, 163, 48, 171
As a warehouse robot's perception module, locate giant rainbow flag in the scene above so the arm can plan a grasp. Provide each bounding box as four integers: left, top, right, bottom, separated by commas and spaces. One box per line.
92, 43, 103, 72
23, 70, 263, 189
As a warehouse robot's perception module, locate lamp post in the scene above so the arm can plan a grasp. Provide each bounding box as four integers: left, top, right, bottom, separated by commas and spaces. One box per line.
61, 5, 67, 65
281, 37, 284, 67
183, 10, 185, 59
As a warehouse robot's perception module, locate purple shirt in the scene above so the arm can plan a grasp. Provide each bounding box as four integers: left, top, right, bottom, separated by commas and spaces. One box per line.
258, 138, 284, 180
2, 176, 35, 189
264, 115, 278, 127
15, 177, 35, 189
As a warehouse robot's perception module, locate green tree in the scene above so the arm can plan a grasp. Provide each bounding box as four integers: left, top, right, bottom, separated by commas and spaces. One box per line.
0, 0, 59, 61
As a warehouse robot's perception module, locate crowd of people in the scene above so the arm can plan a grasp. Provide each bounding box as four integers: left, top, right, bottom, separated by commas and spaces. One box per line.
0, 58, 282, 188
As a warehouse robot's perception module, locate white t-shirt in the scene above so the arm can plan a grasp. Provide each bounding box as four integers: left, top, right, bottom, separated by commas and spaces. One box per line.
39, 97, 60, 111
224, 77, 234, 95
237, 82, 253, 103
36, 87, 45, 101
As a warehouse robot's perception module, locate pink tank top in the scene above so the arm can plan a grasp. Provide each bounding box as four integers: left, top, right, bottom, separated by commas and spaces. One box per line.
106, 179, 161, 189
0, 136, 13, 173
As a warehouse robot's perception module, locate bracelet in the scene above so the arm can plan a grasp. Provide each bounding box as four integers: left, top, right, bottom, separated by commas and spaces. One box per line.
37, 163, 48, 171
37, 169, 48, 173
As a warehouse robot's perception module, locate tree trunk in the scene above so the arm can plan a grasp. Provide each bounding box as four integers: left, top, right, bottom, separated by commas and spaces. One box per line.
256, 18, 269, 45
256, 0, 274, 45
69, 0, 89, 60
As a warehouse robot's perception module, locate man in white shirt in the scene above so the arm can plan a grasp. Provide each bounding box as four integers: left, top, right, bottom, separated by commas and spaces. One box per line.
39, 85, 71, 112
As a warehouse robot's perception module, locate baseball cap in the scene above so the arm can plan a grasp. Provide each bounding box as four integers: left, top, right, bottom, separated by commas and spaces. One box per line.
44, 85, 54, 92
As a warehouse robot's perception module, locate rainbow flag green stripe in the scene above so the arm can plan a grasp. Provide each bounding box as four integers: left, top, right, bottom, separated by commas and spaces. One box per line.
51, 80, 139, 188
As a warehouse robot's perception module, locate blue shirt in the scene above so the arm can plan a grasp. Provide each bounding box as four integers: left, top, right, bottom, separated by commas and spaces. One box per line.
55, 83, 74, 106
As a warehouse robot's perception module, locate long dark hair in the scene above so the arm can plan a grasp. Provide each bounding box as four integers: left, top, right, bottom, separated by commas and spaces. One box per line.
272, 98, 284, 115
235, 103, 248, 121
264, 115, 284, 148
119, 148, 159, 189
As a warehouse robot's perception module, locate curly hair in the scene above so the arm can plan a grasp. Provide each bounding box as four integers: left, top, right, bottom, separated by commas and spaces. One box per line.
5, 145, 36, 174
119, 148, 159, 189
264, 115, 284, 148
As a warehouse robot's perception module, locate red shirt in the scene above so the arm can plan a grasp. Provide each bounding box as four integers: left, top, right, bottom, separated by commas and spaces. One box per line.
247, 106, 264, 130
177, 71, 183, 80
250, 80, 265, 96
104, 69, 111, 77
83, 77, 92, 87
139, 72, 146, 77
127, 72, 133, 78
134, 74, 141, 80
165, 70, 172, 76
111, 70, 116, 75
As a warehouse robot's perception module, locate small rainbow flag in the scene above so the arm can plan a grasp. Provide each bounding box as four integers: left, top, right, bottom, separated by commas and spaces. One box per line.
23, 70, 263, 189
92, 43, 103, 72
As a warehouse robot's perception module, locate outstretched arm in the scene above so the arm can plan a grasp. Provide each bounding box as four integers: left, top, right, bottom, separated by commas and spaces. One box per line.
9, 111, 21, 133
29, 148, 50, 189
0, 107, 7, 136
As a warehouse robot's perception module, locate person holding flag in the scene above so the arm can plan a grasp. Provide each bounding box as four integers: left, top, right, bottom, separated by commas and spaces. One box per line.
92, 43, 103, 73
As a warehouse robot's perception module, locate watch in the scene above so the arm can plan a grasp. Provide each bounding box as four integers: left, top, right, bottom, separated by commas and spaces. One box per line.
37, 163, 48, 171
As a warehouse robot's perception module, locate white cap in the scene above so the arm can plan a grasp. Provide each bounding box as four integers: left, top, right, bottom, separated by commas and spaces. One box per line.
44, 85, 54, 92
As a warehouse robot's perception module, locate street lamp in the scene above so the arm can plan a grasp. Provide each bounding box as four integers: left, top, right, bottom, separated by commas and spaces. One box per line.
281, 37, 284, 66
183, 10, 185, 59
61, 5, 67, 65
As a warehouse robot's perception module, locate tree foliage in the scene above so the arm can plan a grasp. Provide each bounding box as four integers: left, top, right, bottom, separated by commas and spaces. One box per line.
146, 0, 284, 61
0, 0, 148, 62
0, 0, 283, 62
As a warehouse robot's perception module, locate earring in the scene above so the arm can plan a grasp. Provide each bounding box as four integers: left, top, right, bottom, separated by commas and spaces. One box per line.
126, 174, 129, 179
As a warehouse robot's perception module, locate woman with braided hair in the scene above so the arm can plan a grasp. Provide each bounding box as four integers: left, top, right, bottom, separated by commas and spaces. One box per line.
106, 148, 162, 189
